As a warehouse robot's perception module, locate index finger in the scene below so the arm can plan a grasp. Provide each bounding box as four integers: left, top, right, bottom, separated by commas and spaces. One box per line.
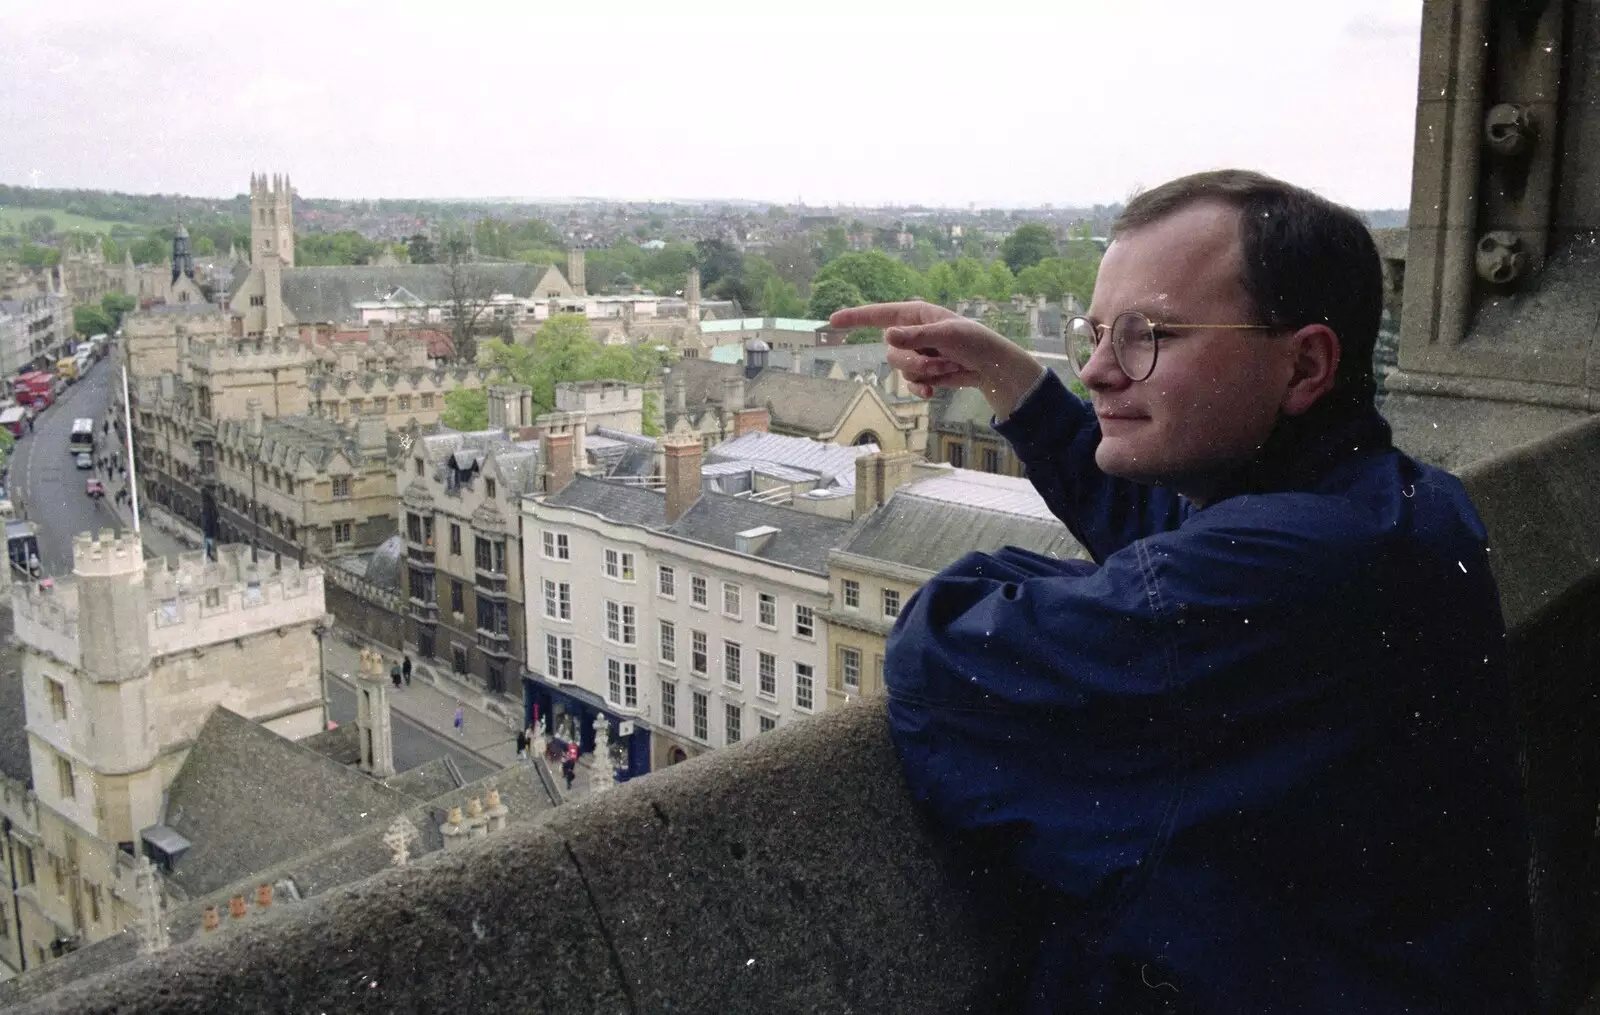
829, 301, 949, 330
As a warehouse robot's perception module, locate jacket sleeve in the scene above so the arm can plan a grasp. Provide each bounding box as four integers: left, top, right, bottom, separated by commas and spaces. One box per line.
991, 370, 1185, 561
883, 508, 1389, 911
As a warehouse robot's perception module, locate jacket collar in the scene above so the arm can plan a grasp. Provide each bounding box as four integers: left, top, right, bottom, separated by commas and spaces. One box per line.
1202, 396, 1395, 506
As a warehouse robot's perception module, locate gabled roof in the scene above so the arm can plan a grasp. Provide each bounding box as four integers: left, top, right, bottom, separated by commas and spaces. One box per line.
840, 472, 1087, 575
161, 708, 417, 900
666, 358, 876, 436
279, 263, 558, 325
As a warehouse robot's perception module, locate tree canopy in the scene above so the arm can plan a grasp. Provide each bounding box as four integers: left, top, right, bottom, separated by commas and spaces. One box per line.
1000, 222, 1058, 273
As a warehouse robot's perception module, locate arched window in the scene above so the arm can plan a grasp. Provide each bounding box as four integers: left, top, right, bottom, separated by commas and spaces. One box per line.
852, 430, 881, 448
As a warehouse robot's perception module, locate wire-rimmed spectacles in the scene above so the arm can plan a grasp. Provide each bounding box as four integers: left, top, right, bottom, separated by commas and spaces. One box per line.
1066, 312, 1278, 382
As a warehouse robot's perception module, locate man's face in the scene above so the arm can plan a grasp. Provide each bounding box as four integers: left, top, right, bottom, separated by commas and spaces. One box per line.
1080, 201, 1300, 503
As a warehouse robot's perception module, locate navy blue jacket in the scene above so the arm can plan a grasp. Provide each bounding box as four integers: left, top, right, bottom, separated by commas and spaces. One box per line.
885, 372, 1533, 1013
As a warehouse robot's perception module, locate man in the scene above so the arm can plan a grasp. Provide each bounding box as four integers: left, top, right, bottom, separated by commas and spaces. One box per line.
834, 170, 1532, 1012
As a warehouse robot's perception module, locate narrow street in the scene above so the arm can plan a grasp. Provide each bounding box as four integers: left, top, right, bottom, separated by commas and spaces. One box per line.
7, 358, 130, 575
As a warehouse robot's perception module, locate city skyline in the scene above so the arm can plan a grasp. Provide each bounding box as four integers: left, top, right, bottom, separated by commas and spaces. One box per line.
2, 0, 1424, 210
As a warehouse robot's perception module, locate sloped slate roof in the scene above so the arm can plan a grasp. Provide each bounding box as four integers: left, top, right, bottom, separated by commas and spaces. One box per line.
666, 358, 870, 436
545, 475, 668, 528
384, 757, 461, 800
841, 486, 1087, 575
281, 263, 552, 325
162, 708, 416, 899
665, 493, 854, 575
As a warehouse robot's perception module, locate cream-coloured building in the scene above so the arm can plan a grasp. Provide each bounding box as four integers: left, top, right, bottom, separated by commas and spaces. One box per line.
661, 344, 930, 456
820, 458, 1088, 708
0, 535, 326, 973
305, 329, 491, 430
522, 428, 856, 779
138, 388, 398, 560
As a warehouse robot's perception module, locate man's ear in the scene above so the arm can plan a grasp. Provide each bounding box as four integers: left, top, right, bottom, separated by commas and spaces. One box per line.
1279, 324, 1340, 417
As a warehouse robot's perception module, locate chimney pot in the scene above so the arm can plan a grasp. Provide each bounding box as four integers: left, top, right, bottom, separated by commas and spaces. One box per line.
203, 905, 220, 933
229, 895, 247, 920
256, 884, 273, 909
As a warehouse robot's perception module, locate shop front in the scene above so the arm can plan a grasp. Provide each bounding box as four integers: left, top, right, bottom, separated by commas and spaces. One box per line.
523, 674, 652, 783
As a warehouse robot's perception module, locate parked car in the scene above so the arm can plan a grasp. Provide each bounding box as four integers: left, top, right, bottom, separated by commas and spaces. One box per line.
74, 451, 92, 470
85, 478, 104, 499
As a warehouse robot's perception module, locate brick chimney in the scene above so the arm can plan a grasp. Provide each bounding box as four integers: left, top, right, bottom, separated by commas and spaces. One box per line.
855, 451, 918, 518
732, 407, 769, 437
568, 248, 586, 296
661, 426, 703, 523
543, 431, 574, 493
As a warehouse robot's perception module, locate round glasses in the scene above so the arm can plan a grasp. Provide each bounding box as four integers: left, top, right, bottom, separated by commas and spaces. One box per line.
1066, 312, 1277, 382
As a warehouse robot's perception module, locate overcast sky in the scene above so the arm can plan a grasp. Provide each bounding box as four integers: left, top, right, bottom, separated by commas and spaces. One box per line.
0, 0, 1424, 209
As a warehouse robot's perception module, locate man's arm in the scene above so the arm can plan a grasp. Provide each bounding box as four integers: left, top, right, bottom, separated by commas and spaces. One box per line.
994, 370, 1185, 561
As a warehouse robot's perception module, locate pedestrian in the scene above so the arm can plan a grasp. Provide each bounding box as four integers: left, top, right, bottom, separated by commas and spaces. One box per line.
390, 662, 402, 689
515, 726, 529, 761
402, 654, 412, 686
561, 755, 575, 790
843, 169, 1532, 1011
453, 702, 464, 738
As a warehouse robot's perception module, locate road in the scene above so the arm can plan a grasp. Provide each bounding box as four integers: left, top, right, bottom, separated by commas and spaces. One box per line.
8, 358, 128, 575
326, 675, 495, 782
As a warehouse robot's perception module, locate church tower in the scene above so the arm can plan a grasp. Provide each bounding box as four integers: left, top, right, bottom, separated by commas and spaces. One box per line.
250, 172, 296, 267
171, 224, 194, 284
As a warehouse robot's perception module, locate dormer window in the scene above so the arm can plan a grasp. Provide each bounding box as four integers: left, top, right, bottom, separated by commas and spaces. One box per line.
485, 478, 496, 499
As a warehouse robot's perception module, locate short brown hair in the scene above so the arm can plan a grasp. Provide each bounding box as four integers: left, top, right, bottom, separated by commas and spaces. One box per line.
1114, 169, 1383, 410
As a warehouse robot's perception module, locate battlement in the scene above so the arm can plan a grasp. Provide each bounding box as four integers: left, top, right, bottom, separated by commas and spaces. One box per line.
16, 542, 325, 668
555, 379, 644, 413
72, 530, 146, 578
196, 340, 311, 373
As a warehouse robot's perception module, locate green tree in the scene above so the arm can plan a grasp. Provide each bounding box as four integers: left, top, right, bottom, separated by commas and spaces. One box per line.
983, 261, 1015, 301
475, 315, 670, 422
406, 233, 436, 264
806, 277, 865, 320
1015, 255, 1100, 305
441, 389, 489, 431
761, 276, 807, 317
813, 250, 926, 305
101, 236, 120, 262
22, 214, 56, 240
129, 236, 166, 264
74, 305, 114, 337
817, 225, 849, 265
193, 236, 216, 256
19, 244, 60, 268
1000, 222, 1057, 273
101, 292, 137, 331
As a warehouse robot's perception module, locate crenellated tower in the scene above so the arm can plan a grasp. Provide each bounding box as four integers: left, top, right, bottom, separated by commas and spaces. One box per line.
249, 172, 296, 268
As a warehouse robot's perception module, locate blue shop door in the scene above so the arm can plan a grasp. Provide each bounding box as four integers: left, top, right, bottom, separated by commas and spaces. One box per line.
623, 726, 651, 781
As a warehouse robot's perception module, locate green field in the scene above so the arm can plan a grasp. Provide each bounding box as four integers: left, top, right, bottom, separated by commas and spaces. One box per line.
0, 206, 134, 236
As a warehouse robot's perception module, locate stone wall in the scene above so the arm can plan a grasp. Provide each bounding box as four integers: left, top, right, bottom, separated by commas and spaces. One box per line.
323, 568, 405, 649
17, 413, 1600, 1013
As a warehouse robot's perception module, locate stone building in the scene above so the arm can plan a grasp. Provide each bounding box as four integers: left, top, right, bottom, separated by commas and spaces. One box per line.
121, 306, 233, 382
399, 385, 657, 694
123, 230, 207, 308
661, 342, 929, 455
305, 328, 491, 430
0, 292, 71, 374
0, 535, 326, 973
137, 387, 399, 559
